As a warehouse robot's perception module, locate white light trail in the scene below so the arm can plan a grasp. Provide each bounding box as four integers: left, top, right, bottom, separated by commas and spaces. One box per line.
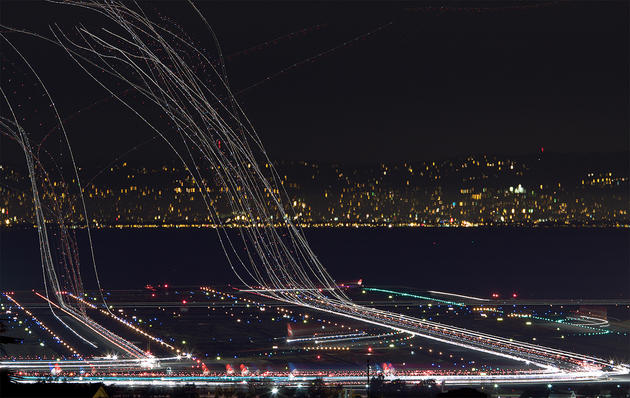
2, 0, 625, 380
427, 291, 490, 302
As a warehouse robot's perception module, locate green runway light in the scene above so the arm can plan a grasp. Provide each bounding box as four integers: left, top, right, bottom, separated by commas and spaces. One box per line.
363, 288, 464, 306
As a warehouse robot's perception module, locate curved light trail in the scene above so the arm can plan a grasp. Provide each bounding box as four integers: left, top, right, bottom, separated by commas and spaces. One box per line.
0, 0, 626, 385
44, 0, 627, 379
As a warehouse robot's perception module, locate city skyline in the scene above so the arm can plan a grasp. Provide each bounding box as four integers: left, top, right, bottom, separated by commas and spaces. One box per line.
1, 152, 628, 228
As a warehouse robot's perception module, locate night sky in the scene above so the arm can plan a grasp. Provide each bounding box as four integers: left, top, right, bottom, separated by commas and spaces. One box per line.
0, 1, 628, 165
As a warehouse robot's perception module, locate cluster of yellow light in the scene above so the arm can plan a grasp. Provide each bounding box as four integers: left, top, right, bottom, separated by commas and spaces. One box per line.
201, 287, 265, 309
472, 307, 500, 312
63, 292, 98, 310
304, 346, 351, 351
4, 293, 81, 358
582, 173, 627, 187
15, 213, 630, 230
507, 313, 532, 318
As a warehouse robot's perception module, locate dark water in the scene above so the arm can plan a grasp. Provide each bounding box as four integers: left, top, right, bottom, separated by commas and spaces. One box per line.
1, 228, 628, 299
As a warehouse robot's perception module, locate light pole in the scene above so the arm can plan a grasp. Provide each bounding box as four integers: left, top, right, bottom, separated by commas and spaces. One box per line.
366, 358, 370, 398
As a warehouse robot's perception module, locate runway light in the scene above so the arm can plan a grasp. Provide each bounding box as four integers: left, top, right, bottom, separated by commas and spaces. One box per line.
271, 387, 279, 394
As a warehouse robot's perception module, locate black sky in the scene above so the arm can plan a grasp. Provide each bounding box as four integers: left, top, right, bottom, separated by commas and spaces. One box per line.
0, 1, 628, 164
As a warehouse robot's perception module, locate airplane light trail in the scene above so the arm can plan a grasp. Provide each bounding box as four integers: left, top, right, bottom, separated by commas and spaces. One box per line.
34, 292, 146, 359
2, 293, 82, 358
363, 288, 465, 306
63, 292, 184, 355
0, 1, 626, 386
428, 291, 491, 302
